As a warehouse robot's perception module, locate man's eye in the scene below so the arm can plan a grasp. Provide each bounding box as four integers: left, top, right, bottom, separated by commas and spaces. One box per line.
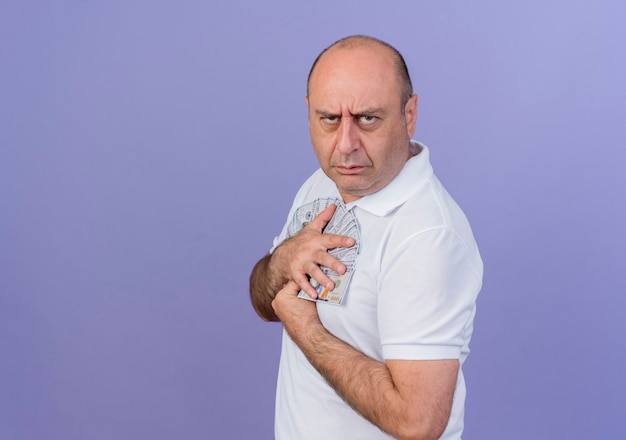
359, 115, 376, 124
322, 116, 339, 124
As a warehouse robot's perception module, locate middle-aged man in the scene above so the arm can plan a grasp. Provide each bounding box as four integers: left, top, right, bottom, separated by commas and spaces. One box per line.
250, 35, 483, 440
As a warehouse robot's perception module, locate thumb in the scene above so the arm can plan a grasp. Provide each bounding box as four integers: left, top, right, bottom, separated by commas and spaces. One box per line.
306, 204, 337, 232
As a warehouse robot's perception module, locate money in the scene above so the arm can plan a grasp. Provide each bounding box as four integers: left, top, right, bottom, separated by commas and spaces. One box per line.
286, 198, 361, 305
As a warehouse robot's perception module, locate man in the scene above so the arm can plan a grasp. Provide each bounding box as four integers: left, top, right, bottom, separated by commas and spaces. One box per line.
250, 35, 482, 440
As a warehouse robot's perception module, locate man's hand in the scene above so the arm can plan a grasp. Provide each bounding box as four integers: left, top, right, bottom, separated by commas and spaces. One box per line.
272, 204, 355, 299
249, 204, 354, 322
271, 280, 320, 332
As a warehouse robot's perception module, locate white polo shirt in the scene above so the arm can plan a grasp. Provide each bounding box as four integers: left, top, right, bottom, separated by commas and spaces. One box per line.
272, 141, 483, 440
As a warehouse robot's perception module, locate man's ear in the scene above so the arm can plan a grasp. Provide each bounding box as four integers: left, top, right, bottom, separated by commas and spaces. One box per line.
304, 96, 311, 127
405, 94, 418, 138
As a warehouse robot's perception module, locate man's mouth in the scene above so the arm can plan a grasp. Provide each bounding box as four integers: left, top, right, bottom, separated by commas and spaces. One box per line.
336, 165, 365, 175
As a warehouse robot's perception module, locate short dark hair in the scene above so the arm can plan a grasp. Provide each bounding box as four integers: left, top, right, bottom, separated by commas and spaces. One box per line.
306, 35, 414, 109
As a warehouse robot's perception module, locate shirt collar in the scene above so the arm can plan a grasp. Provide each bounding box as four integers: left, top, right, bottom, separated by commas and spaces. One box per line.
345, 140, 433, 217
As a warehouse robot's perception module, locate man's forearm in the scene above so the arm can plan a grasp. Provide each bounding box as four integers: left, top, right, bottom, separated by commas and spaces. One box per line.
249, 253, 285, 322
291, 322, 409, 436
285, 316, 456, 440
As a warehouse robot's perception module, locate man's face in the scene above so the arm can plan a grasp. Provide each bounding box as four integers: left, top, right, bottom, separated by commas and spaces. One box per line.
306, 44, 417, 203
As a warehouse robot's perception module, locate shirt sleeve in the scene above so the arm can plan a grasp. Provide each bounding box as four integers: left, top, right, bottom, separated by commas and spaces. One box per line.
378, 227, 482, 361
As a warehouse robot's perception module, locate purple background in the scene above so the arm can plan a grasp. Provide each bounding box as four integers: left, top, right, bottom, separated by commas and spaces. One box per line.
1, 1, 625, 439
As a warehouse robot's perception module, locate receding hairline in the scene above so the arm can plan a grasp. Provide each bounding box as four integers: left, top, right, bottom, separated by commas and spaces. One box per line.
306, 35, 414, 105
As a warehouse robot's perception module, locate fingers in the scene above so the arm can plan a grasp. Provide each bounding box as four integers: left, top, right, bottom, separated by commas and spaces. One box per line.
272, 280, 320, 330
307, 205, 356, 247
306, 204, 337, 233
321, 233, 356, 251
314, 252, 347, 278
307, 264, 334, 293
275, 203, 357, 300
292, 271, 319, 300
289, 247, 349, 295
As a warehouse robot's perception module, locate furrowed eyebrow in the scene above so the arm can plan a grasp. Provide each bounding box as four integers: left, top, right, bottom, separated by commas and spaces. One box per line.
315, 110, 339, 118
353, 107, 384, 116
315, 107, 385, 118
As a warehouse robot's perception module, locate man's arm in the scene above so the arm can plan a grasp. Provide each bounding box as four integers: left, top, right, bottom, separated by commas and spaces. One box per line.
249, 204, 355, 321
272, 281, 458, 440
249, 253, 284, 322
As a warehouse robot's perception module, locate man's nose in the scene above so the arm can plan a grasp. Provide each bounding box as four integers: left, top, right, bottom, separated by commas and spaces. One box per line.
336, 118, 360, 154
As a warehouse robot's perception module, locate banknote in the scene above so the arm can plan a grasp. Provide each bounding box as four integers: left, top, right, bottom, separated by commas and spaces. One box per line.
286, 197, 361, 305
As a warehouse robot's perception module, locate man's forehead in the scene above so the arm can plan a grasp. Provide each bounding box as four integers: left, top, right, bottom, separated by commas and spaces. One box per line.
308, 74, 391, 104
310, 49, 396, 92
308, 59, 399, 107
315, 43, 393, 73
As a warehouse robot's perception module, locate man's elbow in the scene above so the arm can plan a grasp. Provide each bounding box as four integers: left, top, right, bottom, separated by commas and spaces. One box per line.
249, 295, 280, 322
394, 413, 449, 440
395, 426, 446, 440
